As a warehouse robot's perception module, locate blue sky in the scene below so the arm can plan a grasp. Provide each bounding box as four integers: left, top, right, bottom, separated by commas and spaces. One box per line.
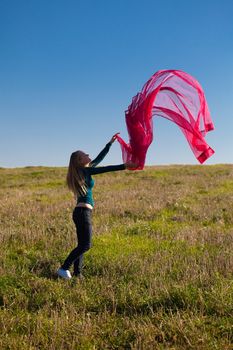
0, 0, 233, 167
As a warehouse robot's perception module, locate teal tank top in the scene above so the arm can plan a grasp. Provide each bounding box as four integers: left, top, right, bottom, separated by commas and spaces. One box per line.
77, 142, 125, 207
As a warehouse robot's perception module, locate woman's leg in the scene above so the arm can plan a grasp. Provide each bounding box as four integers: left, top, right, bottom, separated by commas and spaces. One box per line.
73, 254, 84, 276
61, 207, 92, 275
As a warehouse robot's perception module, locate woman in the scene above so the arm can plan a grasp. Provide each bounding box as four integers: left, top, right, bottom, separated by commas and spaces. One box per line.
57, 133, 136, 280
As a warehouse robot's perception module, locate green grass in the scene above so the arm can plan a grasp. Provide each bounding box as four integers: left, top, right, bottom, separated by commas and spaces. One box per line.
0, 165, 233, 349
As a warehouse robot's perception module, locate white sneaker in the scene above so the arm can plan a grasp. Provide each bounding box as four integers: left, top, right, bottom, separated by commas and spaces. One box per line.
57, 268, 72, 280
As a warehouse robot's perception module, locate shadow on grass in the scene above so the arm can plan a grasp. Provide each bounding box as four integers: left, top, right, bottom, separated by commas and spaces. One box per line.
29, 259, 59, 280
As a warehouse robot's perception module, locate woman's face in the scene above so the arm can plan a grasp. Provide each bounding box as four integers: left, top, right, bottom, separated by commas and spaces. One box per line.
78, 151, 91, 167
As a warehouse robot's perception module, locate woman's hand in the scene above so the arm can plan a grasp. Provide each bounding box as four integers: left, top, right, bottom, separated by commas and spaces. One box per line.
125, 161, 138, 169
110, 133, 120, 144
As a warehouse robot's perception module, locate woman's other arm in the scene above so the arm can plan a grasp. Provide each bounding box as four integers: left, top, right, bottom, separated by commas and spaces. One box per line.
89, 133, 120, 167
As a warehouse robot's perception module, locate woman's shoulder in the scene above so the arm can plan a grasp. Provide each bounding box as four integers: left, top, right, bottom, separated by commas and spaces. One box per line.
82, 167, 92, 176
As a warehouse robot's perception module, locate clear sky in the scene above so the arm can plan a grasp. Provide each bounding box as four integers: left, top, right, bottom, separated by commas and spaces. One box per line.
1, 0, 233, 167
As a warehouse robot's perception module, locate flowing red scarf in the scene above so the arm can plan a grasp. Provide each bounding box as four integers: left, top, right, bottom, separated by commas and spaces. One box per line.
116, 70, 215, 169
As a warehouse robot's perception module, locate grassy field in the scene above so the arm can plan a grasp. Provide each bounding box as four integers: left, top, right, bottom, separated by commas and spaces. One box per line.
0, 164, 232, 349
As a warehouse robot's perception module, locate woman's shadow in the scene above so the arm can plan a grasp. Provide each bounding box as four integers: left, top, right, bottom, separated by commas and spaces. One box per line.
29, 259, 59, 280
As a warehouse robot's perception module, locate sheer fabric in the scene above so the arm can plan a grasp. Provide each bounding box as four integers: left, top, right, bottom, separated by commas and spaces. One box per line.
116, 70, 214, 169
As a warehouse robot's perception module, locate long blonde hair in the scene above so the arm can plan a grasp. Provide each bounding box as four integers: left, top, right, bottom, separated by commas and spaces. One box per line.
66, 151, 88, 197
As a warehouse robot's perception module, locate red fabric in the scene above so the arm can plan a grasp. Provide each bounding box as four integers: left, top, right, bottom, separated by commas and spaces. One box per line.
116, 70, 215, 169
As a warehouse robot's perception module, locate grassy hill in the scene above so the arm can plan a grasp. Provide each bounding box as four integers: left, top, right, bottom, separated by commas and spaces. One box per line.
0, 165, 232, 349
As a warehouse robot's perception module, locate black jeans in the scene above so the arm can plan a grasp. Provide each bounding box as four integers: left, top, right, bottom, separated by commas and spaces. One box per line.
62, 207, 92, 276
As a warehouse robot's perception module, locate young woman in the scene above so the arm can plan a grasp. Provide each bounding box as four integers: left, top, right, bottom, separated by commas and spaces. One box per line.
57, 133, 136, 280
